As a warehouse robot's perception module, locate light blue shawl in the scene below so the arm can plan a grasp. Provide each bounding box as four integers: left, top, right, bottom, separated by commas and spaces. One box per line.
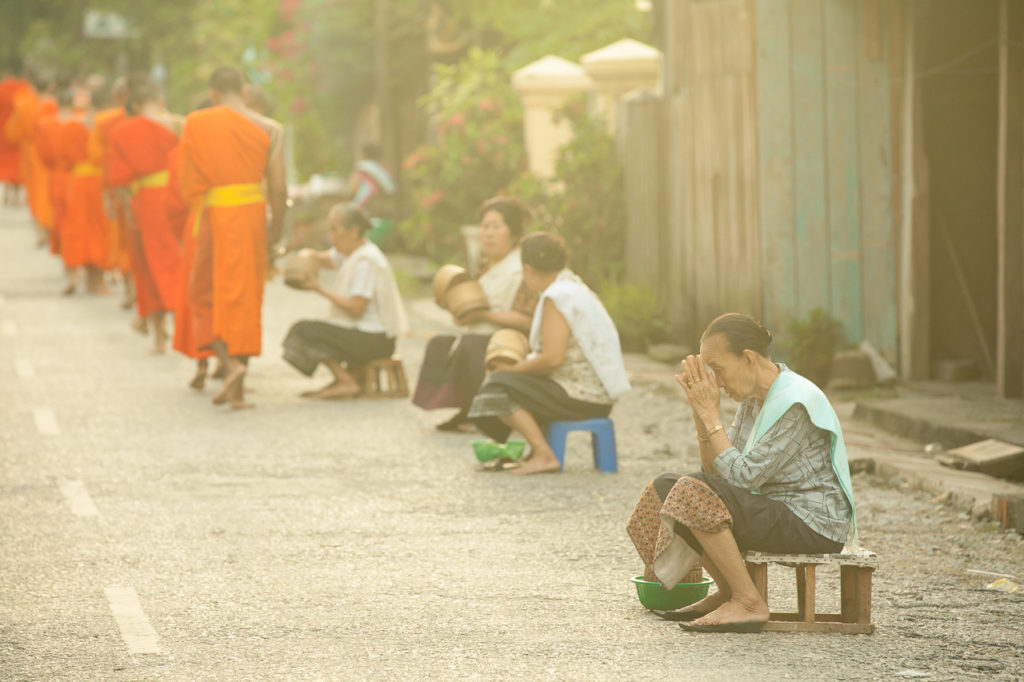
742, 367, 857, 542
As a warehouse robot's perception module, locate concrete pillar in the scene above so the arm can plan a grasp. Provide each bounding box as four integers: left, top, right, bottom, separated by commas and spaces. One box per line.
581, 38, 661, 133
512, 55, 592, 179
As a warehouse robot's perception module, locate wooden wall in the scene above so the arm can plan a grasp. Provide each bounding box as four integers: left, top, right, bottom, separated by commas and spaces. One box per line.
657, 0, 762, 339
756, 0, 898, 361
623, 0, 901, 356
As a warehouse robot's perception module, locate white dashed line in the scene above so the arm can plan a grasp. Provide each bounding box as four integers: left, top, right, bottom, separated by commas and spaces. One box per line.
59, 480, 100, 517
104, 587, 160, 655
14, 358, 35, 378
1, 320, 16, 337
32, 408, 60, 436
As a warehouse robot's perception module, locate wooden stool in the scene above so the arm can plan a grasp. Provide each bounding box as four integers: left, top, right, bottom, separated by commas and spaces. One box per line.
742, 551, 879, 634
361, 356, 409, 399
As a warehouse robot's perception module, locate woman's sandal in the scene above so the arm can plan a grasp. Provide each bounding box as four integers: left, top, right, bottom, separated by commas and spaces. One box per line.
653, 609, 707, 622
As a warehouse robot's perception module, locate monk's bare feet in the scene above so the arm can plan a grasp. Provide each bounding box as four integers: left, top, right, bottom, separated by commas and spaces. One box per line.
230, 377, 254, 409
509, 446, 561, 475
687, 596, 769, 628
189, 372, 206, 390
311, 382, 360, 400
131, 317, 148, 335
212, 363, 245, 405
211, 362, 228, 380
61, 283, 75, 296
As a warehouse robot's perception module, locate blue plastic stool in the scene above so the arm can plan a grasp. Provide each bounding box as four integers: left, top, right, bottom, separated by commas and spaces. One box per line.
544, 418, 618, 473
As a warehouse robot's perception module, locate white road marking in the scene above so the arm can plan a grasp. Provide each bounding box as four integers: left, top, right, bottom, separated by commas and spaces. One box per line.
104, 586, 160, 655
32, 408, 59, 436
59, 480, 100, 517
1, 320, 16, 337
14, 358, 35, 378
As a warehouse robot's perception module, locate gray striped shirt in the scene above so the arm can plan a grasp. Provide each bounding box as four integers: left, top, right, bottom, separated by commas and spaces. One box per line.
714, 380, 852, 543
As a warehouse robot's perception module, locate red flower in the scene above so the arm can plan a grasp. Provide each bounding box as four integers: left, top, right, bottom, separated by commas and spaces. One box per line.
475, 139, 487, 154
448, 112, 465, 127
279, 0, 301, 22
402, 153, 420, 171
421, 189, 444, 209
478, 99, 494, 112
290, 97, 306, 115
495, 135, 508, 147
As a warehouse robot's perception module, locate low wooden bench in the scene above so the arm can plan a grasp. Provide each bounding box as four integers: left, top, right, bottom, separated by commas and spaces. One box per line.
743, 551, 879, 634
360, 356, 409, 399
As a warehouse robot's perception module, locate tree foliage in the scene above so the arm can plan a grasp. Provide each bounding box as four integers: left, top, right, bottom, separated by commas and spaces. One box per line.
445, 0, 651, 69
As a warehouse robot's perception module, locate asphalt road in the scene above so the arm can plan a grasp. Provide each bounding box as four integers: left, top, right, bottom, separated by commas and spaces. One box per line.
1, 204, 1022, 681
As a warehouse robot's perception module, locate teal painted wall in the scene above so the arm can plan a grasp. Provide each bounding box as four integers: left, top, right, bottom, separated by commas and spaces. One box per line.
756, 0, 897, 361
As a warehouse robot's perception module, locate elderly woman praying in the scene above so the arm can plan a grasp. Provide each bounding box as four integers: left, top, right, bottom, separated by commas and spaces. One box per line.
627, 313, 856, 633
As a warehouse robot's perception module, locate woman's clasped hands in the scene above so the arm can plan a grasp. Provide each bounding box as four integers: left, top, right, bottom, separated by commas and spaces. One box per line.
674, 354, 721, 425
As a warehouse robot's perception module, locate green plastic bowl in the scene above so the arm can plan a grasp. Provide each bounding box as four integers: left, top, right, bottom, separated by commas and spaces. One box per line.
631, 576, 714, 611
472, 440, 526, 463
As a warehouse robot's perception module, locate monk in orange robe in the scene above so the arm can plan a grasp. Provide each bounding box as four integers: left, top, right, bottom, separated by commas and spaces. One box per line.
166, 139, 216, 388
36, 90, 76, 287
5, 78, 57, 246
90, 78, 134, 309
107, 80, 183, 353
179, 67, 287, 408
0, 74, 30, 206
60, 90, 110, 294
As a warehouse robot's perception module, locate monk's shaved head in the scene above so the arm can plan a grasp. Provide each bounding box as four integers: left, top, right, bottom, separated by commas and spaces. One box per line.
208, 67, 244, 94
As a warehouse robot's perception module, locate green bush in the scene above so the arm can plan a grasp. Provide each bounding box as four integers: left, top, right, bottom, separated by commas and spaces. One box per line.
398, 49, 526, 263
510, 105, 626, 290
778, 308, 843, 387
600, 281, 666, 353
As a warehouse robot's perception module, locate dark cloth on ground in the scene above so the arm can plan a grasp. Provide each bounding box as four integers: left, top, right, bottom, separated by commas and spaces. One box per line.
652, 472, 843, 556
411, 333, 490, 412
282, 319, 394, 377
468, 371, 611, 442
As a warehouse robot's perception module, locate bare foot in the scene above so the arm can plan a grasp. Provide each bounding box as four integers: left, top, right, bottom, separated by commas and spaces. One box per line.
509, 453, 562, 475
61, 283, 75, 296
131, 318, 148, 336
664, 590, 730, 618
212, 364, 245, 405
688, 597, 769, 628
189, 372, 206, 390
211, 363, 228, 380
301, 381, 340, 398
150, 345, 167, 355
311, 382, 361, 400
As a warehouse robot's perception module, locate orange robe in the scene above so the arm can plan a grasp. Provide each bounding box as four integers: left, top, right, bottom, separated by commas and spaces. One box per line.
60, 118, 109, 269
0, 77, 29, 184
179, 106, 270, 357
167, 144, 211, 359
91, 106, 132, 274
5, 89, 56, 228
36, 114, 70, 255
107, 116, 181, 316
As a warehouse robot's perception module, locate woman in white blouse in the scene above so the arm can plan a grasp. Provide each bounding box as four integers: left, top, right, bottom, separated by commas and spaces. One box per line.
412, 197, 537, 431
282, 203, 408, 399
468, 232, 631, 474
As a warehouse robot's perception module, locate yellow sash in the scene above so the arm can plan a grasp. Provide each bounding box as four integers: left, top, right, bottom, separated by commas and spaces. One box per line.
193, 183, 266, 236
130, 169, 169, 194
205, 183, 265, 207
71, 162, 102, 177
